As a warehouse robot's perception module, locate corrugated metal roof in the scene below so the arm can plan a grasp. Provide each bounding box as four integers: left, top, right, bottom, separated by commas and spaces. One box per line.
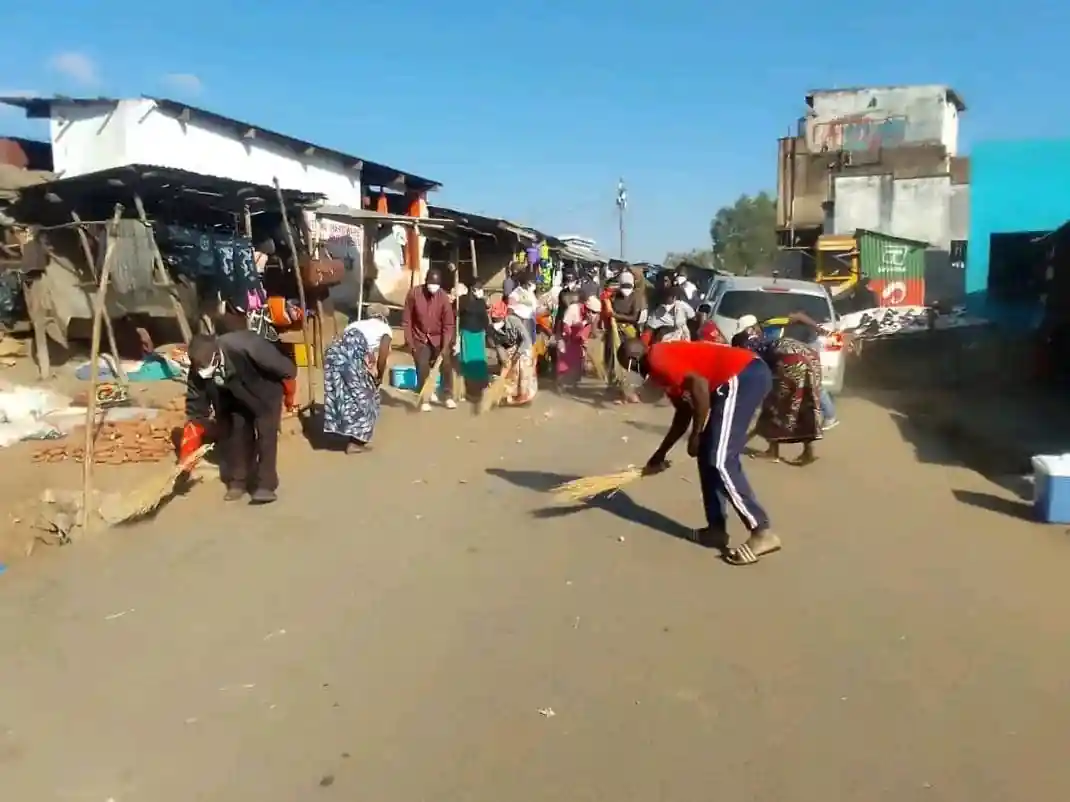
0, 95, 442, 193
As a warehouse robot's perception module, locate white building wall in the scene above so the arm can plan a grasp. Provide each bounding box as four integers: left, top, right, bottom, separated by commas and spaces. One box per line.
44, 98, 434, 300
48, 99, 364, 207
48, 100, 131, 178
833, 174, 953, 249
807, 85, 960, 156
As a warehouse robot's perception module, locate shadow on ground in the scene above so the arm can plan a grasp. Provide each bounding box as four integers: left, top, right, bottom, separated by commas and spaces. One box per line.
485, 467, 697, 543
844, 327, 1070, 503
951, 488, 1034, 520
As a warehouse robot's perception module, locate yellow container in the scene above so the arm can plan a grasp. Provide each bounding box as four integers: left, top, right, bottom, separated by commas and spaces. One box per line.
293, 343, 309, 367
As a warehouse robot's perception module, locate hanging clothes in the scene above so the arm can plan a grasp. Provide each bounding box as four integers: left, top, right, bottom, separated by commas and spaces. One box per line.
213, 235, 265, 312
107, 220, 158, 295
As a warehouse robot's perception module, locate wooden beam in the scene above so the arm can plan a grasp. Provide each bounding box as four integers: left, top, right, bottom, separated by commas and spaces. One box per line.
133, 194, 192, 343
70, 210, 127, 384
81, 204, 124, 536
273, 177, 315, 411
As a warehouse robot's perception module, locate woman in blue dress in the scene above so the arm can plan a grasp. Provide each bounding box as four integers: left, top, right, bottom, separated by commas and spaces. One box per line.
322, 320, 385, 454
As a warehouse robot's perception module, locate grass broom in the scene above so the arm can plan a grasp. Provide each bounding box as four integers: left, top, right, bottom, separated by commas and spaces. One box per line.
414, 353, 444, 409
585, 337, 608, 382
478, 355, 519, 415
606, 311, 630, 386
97, 443, 214, 525
549, 466, 644, 504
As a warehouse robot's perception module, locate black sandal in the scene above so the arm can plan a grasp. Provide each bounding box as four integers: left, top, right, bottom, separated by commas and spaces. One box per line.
724, 532, 782, 566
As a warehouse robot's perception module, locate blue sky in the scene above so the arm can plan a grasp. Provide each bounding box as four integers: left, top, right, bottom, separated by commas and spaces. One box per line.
1, 0, 1068, 261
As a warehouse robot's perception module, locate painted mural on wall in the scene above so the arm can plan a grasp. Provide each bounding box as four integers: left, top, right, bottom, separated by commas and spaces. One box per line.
810, 114, 908, 153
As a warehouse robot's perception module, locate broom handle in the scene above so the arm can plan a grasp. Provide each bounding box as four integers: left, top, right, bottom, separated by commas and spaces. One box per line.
82, 204, 123, 536
417, 352, 444, 402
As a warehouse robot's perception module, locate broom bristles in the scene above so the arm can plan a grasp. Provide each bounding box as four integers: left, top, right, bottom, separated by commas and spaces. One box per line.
478, 357, 518, 414
607, 314, 630, 385
98, 443, 214, 525
415, 353, 444, 406
585, 342, 607, 381
549, 466, 643, 503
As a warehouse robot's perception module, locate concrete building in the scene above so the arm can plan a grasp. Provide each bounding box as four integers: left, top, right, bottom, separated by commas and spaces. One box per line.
777, 86, 967, 246
805, 85, 963, 156
776, 84, 969, 304
967, 138, 1070, 324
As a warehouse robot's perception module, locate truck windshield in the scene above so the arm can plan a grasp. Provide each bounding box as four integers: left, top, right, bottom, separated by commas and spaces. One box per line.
715, 290, 833, 324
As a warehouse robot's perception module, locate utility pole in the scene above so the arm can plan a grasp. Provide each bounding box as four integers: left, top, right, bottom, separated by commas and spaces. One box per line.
616, 178, 627, 260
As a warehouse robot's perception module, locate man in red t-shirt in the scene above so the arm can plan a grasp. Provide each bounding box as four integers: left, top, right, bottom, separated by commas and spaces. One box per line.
619, 337, 779, 565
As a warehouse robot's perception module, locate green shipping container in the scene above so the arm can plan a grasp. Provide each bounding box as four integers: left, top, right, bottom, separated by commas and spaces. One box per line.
856, 229, 928, 307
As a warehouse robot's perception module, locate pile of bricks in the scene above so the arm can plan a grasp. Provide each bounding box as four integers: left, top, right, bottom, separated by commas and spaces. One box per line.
33, 400, 187, 466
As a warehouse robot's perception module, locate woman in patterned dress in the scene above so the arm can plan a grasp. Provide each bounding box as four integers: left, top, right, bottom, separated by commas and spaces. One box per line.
322, 321, 384, 454
732, 323, 824, 466
488, 300, 538, 405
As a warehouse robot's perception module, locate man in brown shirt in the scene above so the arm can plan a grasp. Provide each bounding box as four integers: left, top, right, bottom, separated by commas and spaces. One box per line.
402, 265, 457, 411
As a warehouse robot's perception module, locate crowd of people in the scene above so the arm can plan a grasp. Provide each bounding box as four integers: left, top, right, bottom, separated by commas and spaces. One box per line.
180, 260, 842, 567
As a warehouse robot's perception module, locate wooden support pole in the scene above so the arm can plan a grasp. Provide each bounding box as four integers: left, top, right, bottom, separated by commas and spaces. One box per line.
133, 194, 193, 344
81, 204, 123, 535
26, 280, 50, 380
272, 178, 315, 410
468, 237, 479, 284
409, 223, 419, 292
70, 210, 127, 384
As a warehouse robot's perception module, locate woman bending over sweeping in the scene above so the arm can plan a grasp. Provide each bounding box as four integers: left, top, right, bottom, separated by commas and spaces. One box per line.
556, 294, 602, 390
322, 305, 392, 454
488, 300, 538, 405
731, 321, 824, 466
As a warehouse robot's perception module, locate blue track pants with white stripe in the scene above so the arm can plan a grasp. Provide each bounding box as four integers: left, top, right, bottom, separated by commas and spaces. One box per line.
697, 358, 773, 533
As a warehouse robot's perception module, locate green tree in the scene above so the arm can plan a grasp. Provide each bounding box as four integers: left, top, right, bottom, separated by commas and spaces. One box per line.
709, 192, 777, 275
663, 248, 717, 271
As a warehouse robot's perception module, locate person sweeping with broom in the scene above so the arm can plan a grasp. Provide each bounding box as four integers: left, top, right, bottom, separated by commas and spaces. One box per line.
487, 299, 538, 406
402, 266, 457, 412
618, 336, 779, 566
185, 330, 297, 505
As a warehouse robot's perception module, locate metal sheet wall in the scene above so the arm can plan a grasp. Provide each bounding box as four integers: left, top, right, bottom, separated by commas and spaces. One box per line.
858, 230, 927, 307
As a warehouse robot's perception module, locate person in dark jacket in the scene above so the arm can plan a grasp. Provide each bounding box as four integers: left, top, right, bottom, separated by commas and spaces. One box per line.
186, 330, 297, 504
456, 277, 490, 388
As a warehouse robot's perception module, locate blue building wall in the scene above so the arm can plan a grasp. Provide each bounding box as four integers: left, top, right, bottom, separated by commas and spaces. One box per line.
969, 138, 1070, 323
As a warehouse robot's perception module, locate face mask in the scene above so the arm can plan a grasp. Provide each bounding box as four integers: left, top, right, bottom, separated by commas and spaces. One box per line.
426, 283, 440, 294
473, 289, 484, 299
567, 281, 579, 291
492, 321, 505, 331
620, 287, 633, 297
675, 276, 686, 285
196, 354, 219, 380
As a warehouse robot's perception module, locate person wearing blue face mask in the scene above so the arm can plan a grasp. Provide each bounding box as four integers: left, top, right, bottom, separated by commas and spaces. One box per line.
185, 331, 297, 504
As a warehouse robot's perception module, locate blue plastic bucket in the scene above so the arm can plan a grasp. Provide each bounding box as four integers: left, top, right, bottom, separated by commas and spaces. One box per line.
390, 365, 418, 390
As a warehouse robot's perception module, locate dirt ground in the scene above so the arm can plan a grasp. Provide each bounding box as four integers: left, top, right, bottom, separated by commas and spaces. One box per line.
1, 340, 1069, 800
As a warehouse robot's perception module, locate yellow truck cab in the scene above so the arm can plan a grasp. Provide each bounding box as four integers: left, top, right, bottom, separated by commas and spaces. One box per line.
814, 235, 859, 299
